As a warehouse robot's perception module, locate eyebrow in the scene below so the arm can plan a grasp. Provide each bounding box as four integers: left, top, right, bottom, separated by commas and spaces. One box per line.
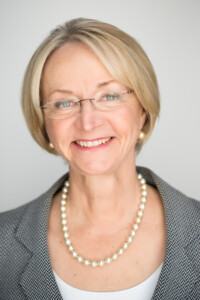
49, 80, 116, 97
97, 79, 115, 87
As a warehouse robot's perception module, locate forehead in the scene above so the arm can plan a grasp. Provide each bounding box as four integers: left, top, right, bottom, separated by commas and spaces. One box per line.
41, 42, 115, 98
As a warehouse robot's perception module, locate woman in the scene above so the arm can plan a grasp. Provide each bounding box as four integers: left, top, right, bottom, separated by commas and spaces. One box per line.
0, 18, 199, 299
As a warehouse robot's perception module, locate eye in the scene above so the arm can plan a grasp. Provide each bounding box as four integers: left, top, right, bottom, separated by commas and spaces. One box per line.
102, 93, 121, 101
54, 99, 75, 109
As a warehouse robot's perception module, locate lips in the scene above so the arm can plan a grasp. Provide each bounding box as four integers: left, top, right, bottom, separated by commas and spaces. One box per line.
75, 137, 112, 147
72, 137, 114, 150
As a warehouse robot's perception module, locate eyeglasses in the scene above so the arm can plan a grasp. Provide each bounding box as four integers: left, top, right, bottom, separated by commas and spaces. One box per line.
40, 89, 133, 119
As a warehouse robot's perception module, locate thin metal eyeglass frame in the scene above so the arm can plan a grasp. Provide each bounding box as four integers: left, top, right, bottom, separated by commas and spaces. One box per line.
40, 90, 133, 112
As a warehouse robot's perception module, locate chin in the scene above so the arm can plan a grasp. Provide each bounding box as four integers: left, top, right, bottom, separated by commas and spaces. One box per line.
71, 161, 117, 176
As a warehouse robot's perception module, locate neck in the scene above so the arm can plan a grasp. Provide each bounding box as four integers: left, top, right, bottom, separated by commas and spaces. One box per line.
67, 163, 141, 233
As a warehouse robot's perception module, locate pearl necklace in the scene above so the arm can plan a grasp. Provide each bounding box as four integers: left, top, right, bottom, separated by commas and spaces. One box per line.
60, 173, 147, 267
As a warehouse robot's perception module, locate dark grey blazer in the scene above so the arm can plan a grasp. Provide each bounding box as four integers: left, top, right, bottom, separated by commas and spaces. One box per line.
0, 166, 199, 299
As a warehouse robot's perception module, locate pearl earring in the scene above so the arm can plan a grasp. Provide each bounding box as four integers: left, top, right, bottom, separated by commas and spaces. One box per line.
139, 131, 145, 140
49, 142, 54, 149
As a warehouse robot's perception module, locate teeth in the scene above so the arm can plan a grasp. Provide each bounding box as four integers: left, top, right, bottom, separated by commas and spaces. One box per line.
76, 137, 112, 147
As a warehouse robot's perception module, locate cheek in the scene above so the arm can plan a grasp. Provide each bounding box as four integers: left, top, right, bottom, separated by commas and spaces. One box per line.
117, 107, 141, 136
126, 103, 145, 132
44, 119, 56, 141
45, 118, 72, 146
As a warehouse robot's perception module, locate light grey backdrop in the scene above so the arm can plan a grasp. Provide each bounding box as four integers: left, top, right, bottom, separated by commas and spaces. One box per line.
1, 0, 199, 212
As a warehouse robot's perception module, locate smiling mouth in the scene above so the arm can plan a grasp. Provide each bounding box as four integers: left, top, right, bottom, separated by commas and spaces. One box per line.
74, 137, 113, 148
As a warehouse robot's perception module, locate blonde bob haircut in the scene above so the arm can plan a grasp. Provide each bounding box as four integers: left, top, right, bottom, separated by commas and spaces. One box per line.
22, 17, 160, 154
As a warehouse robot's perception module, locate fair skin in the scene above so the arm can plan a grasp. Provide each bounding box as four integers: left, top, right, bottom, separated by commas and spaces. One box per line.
42, 42, 166, 291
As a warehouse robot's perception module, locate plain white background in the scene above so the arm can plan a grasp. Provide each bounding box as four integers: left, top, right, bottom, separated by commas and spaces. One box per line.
0, 0, 199, 212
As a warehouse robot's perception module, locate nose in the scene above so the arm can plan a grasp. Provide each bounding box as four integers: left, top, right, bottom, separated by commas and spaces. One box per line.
75, 99, 104, 132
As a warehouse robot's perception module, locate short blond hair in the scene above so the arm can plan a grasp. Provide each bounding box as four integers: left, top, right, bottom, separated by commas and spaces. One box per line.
22, 18, 160, 154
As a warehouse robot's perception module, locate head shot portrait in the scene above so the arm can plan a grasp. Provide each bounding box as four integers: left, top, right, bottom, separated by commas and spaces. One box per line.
0, 2, 200, 299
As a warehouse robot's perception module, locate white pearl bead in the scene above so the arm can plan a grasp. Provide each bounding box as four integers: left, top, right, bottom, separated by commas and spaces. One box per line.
139, 203, 145, 210
141, 197, 147, 203
66, 239, 71, 245
62, 225, 68, 231
106, 258, 112, 264
61, 200, 66, 205
68, 245, 74, 251
64, 232, 69, 238
141, 184, 147, 190
99, 261, 104, 267
131, 230, 136, 236
142, 190, 147, 196
140, 178, 146, 184
78, 256, 83, 262
62, 194, 67, 199
137, 210, 143, 217
84, 260, 90, 266
112, 254, 118, 260
61, 206, 66, 212
133, 224, 139, 231
128, 236, 133, 243
61, 213, 67, 218
72, 251, 77, 257
118, 249, 124, 255
137, 174, 142, 179
136, 217, 141, 224
63, 187, 68, 193
92, 261, 97, 267
123, 243, 128, 249
65, 181, 70, 187
61, 219, 67, 225
63, 225, 68, 231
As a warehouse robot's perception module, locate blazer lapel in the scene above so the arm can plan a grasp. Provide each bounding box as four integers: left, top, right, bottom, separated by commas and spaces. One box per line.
15, 175, 67, 299
137, 167, 200, 299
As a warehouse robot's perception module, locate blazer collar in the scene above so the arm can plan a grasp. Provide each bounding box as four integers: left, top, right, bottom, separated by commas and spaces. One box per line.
15, 167, 199, 299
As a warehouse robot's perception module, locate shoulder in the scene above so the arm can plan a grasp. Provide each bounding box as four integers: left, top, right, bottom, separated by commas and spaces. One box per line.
0, 190, 46, 228
137, 165, 200, 207
0, 173, 68, 230
0, 201, 34, 235
137, 166, 200, 242
0, 173, 68, 247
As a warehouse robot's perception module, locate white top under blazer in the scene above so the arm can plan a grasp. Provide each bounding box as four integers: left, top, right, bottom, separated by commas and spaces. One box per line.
53, 262, 163, 300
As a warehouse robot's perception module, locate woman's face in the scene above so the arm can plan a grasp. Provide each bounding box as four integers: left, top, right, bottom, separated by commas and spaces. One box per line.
42, 42, 146, 175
